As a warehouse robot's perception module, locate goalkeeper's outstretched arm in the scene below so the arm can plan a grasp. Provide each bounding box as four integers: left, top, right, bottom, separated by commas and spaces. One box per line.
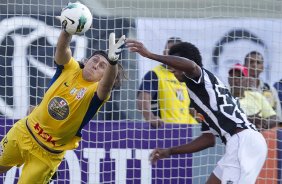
97, 33, 126, 100
55, 31, 72, 65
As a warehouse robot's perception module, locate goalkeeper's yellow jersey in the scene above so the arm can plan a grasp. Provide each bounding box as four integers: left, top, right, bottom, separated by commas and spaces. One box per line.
27, 57, 109, 151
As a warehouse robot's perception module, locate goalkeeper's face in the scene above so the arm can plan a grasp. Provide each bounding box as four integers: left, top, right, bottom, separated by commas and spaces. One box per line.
83, 54, 108, 82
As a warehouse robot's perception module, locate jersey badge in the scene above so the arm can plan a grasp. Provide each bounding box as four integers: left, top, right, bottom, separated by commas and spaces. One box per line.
76, 88, 87, 99
48, 97, 69, 120
70, 88, 77, 95
176, 89, 184, 101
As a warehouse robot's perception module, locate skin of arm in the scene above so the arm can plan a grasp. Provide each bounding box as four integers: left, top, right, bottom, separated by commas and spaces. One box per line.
55, 31, 72, 65
137, 92, 164, 128
150, 133, 215, 165
97, 63, 118, 101
126, 39, 202, 79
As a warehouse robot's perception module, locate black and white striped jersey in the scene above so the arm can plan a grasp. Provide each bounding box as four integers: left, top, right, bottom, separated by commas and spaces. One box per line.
184, 68, 257, 144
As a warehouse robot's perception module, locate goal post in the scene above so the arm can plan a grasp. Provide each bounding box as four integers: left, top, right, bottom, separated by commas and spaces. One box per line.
0, 0, 282, 183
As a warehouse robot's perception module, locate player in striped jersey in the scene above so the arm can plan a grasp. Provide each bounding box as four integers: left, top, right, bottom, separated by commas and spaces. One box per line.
126, 39, 267, 184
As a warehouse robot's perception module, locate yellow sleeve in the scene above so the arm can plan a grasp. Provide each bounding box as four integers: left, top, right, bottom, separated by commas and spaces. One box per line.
242, 91, 276, 118
254, 92, 276, 118
239, 96, 260, 116
62, 57, 80, 70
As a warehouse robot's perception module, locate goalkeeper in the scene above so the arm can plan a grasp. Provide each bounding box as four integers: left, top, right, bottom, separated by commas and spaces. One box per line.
126, 39, 267, 184
0, 19, 125, 183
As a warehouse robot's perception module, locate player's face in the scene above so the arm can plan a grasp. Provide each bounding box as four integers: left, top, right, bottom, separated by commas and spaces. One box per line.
84, 54, 108, 82
245, 53, 264, 78
169, 67, 184, 82
228, 69, 244, 97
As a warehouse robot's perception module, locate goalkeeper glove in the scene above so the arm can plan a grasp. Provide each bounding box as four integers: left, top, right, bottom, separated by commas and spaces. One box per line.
108, 33, 126, 65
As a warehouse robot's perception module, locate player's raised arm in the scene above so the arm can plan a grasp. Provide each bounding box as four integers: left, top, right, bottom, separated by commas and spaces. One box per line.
137, 92, 164, 128
150, 133, 215, 165
55, 1, 93, 65
54, 31, 72, 65
97, 33, 126, 100
126, 39, 201, 79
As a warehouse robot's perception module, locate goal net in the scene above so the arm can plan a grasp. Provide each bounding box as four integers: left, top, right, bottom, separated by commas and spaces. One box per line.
0, 0, 281, 183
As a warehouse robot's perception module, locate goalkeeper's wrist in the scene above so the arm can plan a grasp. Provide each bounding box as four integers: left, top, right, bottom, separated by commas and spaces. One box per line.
107, 59, 118, 65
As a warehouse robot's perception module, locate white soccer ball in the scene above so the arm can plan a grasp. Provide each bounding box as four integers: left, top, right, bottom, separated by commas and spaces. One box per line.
59, 2, 93, 35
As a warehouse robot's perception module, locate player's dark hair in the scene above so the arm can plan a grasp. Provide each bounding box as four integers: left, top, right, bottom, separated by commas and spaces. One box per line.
244, 51, 264, 65
169, 42, 203, 67
90, 50, 110, 62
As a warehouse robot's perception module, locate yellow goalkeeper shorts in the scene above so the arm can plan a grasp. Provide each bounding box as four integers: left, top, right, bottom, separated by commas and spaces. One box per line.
0, 118, 65, 184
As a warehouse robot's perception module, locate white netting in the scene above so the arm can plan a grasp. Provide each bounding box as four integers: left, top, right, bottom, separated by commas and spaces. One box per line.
0, 0, 281, 183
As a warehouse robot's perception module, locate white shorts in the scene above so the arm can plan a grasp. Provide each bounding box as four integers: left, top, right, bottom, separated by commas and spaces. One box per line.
213, 129, 267, 184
